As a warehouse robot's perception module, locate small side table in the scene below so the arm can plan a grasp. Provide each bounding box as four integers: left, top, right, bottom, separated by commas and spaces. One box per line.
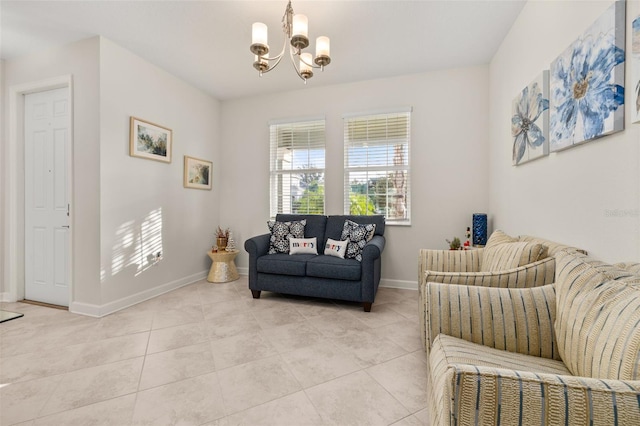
207, 249, 239, 283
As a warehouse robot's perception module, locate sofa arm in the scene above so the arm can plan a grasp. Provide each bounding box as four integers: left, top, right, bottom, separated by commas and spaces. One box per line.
360, 235, 385, 305
423, 256, 556, 288
244, 233, 271, 290
420, 282, 559, 360
362, 235, 385, 260
244, 233, 270, 257
435, 363, 640, 426
418, 249, 483, 284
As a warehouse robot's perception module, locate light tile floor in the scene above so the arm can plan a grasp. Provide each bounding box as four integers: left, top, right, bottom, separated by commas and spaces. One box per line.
0, 276, 430, 425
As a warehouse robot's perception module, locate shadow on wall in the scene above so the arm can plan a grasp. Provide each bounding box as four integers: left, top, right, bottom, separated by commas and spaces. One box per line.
100, 207, 164, 282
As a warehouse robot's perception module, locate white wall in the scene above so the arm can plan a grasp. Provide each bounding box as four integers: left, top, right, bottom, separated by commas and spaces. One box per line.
0, 59, 5, 297
98, 38, 220, 308
489, 0, 640, 262
2, 37, 102, 305
1, 37, 221, 314
220, 67, 490, 286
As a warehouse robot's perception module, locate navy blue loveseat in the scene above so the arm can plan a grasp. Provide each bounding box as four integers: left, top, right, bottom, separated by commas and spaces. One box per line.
244, 214, 385, 312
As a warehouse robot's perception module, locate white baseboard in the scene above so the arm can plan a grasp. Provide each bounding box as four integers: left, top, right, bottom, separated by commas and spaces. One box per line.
0, 292, 16, 303
237, 266, 248, 276
69, 270, 208, 317
379, 278, 417, 291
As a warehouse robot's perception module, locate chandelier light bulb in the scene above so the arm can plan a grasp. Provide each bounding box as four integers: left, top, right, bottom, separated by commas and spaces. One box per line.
315, 36, 330, 57
300, 52, 313, 81
292, 14, 308, 37
252, 22, 268, 46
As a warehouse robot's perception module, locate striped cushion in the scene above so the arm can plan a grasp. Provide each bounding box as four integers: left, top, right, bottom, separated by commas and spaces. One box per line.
518, 234, 587, 256
555, 250, 640, 380
425, 283, 560, 360
615, 262, 640, 275
429, 334, 640, 426
429, 334, 571, 425
484, 229, 518, 249
480, 241, 547, 272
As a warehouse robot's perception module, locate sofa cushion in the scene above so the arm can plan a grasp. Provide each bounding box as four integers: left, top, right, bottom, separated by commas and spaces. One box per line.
429, 333, 571, 425
518, 234, 587, 256
480, 241, 547, 272
340, 219, 376, 261
615, 261, 640, 275
555, 250, 640, 380
306, 255, 361, 281
267, 219, 306, 254
257, 253, 314, 276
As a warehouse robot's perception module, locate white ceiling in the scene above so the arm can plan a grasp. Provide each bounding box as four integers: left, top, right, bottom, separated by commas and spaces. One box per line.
1, 0, 526, 100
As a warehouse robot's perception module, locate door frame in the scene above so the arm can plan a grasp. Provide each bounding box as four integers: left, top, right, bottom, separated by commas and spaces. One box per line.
6, 75, 74, 304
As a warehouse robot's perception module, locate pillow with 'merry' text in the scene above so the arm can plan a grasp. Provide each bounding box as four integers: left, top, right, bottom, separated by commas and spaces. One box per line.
324, 238, 349, 259
289, 237, 318, 255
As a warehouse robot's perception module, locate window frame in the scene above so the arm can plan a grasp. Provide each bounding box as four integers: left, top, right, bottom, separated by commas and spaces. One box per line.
342, 108, 412, 226
269, 116, 326, 217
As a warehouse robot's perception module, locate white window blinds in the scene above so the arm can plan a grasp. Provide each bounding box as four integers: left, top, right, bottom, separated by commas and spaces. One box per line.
343, 109, 411, 224
270, 119, 326, 217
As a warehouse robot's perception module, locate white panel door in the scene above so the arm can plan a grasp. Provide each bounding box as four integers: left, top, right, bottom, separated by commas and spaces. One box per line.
24, 87, 70, 306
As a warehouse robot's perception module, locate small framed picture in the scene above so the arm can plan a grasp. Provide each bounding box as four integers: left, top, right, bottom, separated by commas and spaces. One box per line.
129, 117, 172, 163
184, 156, 212, 190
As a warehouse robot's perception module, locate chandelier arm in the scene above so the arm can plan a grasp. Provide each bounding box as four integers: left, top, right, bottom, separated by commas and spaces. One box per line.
260, 55, 285, 75
299, 54, 323, 70
288, 43, 307, 82
262, 35, 288, 62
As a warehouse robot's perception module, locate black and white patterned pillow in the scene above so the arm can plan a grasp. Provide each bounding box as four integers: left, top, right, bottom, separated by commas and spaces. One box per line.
340, 219, 376, 261
267, 219, 307, 254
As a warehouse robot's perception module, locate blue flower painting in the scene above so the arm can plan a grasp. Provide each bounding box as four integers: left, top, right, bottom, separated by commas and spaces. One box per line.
549, 1, 625, 151
512, 71, 549, 165
632, 15, 640, 124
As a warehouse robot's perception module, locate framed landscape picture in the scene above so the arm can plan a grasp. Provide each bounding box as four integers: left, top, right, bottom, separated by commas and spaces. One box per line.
129, 117, 172, 163
184, 156, 212, 190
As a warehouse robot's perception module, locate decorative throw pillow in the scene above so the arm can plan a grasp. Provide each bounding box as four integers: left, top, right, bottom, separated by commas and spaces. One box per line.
267, 219, 306, 254
289, 237, 318, 255
324, 238, 349, 259
484, 229, 518, 249
340, 219, 376, 261
480, 241, 547, 272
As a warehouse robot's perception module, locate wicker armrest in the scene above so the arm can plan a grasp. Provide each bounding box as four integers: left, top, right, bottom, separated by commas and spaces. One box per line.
420, 282, 559, 358
439, 363, 640, 425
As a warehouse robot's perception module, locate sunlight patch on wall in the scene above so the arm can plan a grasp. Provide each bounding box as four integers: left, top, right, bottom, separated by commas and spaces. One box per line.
103, 208, 164, 282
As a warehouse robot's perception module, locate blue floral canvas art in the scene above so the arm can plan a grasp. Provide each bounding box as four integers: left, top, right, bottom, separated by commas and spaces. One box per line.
632, 15, 640, 124
512, 71, 549, 165
549, 1, 625, 151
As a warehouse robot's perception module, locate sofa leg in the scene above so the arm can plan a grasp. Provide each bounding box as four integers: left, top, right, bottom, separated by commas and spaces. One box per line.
251, 290, 261, 299
363, 302, 372, 312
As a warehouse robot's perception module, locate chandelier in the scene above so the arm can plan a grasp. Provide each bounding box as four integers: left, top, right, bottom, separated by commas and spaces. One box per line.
250, 1, 331, 83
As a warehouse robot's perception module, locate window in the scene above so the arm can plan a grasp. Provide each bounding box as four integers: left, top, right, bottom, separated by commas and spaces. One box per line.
270, 118, 325, 217
343, 108, 411, 225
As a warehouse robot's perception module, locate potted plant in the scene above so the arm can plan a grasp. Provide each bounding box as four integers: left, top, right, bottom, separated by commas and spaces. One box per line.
446, 237, 461, 250
216, 226, 230, 251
